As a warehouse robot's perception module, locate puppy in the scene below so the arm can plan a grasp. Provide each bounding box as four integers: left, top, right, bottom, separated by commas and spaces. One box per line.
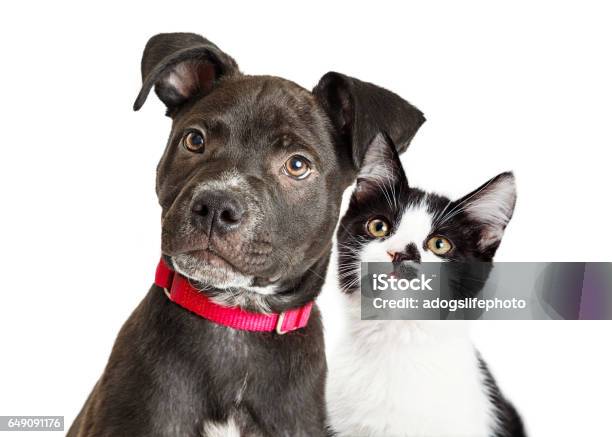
68, 33, 425, 437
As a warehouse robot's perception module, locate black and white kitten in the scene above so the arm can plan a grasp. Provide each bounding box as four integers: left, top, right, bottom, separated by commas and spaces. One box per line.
326, 133, 525, 437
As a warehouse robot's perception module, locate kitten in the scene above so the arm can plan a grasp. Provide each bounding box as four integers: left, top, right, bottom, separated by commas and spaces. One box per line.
326, 133, 525, 437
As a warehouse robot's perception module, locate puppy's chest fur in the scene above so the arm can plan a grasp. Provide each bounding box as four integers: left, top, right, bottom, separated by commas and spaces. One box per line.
80, 287, 327, 437
326, 296, 497, 437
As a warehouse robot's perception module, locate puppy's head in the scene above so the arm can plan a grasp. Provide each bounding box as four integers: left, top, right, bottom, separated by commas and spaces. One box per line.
134, 33, 425, 309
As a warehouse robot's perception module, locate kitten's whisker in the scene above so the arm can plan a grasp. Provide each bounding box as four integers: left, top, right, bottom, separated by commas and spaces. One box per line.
433, 199, 453, 227
371, 177, 395, 211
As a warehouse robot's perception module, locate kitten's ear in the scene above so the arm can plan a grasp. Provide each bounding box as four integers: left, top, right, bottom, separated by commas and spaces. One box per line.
133, 33, 240, 116
457, 172, 517, 253
313, 72, 425, 174
353, 132, 407, 201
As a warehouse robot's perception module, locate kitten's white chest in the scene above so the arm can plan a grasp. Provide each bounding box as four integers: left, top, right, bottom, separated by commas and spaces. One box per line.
326, 311, 497, 437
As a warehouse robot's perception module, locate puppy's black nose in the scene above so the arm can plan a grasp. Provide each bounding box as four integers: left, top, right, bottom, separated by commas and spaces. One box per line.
191, 191, 245, 233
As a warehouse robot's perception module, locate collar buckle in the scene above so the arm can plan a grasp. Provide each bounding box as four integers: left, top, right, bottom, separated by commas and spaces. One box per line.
275, 302, 314, 335
275, 312, 288, 335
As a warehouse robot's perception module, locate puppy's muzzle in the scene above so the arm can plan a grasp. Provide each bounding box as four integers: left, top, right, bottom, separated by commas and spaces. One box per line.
191, 190, 246, 235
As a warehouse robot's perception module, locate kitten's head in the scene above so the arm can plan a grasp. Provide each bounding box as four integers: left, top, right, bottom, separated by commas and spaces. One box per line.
337, 133, 517, 293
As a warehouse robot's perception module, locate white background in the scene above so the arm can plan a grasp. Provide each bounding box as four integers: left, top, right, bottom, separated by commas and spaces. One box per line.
1, 1, 611, 436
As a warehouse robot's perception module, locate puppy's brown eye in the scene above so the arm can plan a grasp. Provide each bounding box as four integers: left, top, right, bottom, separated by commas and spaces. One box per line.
427, 236, 453, 255
283, 155, 311, 180
182, 131, 205, 153
366, 218, 391, 238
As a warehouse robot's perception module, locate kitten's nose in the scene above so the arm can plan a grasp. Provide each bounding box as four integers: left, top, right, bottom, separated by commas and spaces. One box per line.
388, 243, 421, 263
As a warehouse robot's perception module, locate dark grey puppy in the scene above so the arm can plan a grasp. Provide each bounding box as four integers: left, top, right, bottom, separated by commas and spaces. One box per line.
68, 33, 425, 437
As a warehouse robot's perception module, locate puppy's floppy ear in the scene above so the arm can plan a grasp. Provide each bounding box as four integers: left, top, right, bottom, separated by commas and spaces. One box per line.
313, 72, 425, 171
133, 33, 239, 116
354, 132, 407, 201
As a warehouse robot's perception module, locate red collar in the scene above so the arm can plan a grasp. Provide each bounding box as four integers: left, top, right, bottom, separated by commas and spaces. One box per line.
155, 259, 313, 334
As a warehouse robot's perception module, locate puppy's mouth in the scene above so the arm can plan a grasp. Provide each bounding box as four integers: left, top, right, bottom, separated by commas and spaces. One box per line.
186, 248, 240, 271
165, 242, 281, 291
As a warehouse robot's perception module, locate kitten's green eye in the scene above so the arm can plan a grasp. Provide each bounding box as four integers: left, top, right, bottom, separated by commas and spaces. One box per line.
366, 218, 391, 238
427, 236, 453, 255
